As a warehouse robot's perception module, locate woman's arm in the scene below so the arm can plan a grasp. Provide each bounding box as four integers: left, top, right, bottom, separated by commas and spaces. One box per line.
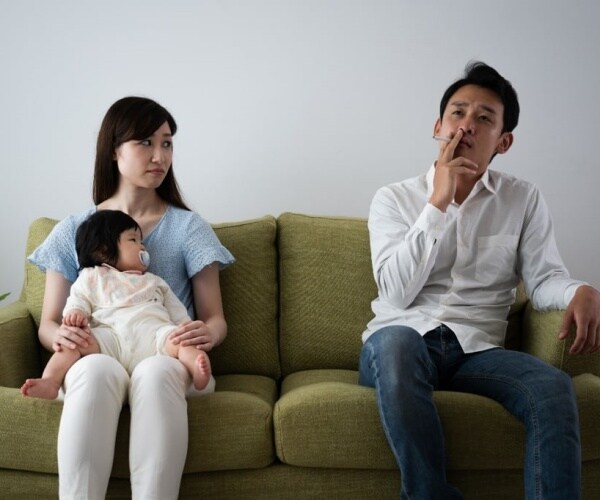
168, 263, 227, 351
39, 270, 92, 352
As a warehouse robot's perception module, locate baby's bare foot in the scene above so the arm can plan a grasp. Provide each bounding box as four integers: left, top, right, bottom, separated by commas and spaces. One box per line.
193, 351, 212, 390
20, 378, 60, 400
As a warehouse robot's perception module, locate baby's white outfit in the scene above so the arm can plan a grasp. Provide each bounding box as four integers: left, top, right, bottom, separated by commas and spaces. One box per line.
65, 264, 190, 373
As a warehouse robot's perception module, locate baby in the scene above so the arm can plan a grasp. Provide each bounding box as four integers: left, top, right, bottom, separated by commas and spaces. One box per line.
21, 209, 212, 399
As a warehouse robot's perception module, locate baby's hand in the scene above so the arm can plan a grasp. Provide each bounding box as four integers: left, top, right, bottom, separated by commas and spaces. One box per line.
63, 309, 89, 328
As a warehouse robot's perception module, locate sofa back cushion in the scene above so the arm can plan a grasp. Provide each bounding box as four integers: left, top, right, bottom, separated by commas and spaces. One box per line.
211, 217, 280, 378
278, 213, 377, 376
23, 215, 280, 378
24, 217, 57, 325
277, 212, 530, 376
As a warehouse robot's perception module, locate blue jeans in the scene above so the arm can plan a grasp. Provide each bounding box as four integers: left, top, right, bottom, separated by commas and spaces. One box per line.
358, 325, 581, 500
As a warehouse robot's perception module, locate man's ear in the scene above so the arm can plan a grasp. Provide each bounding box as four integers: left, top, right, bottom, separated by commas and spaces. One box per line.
433, 118, 442, 137
496, 132, 514, 155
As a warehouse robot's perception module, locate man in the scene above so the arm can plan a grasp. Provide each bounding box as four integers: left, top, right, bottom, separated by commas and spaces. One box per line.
358, 61, 600, 499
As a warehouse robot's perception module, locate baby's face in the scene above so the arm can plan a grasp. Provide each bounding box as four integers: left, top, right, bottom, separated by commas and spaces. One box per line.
116, 228, 147, 273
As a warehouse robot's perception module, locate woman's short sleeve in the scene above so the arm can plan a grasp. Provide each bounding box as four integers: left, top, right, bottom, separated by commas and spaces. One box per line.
27, 209, 94, 283
182, 213, 235, 277
142, 207, 234, 315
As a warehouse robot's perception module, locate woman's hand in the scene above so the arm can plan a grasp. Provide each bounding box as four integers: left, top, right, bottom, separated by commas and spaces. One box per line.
53, 322, 93, 352
168, 320, 221, 351
169, 263, 228, 352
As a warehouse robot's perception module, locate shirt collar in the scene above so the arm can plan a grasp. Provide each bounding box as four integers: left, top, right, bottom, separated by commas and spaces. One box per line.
426, 163, 497, 201
479, 168, 496, 194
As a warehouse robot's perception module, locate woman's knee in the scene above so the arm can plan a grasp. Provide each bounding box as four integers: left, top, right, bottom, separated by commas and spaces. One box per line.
130, 355, 189, 394
65, 354, 126, 381
63, 354, 129, 398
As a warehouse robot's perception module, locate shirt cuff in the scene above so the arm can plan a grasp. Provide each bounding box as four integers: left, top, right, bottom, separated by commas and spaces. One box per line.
563, 282, 588, 305
414, 203, 447, 240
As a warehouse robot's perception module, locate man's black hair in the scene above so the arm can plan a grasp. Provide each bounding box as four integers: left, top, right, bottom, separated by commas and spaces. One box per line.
75, 210, 141, 270
439, 61, 520, 133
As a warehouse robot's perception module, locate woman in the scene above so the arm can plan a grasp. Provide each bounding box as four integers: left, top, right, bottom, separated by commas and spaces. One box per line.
29, 96, 234, 499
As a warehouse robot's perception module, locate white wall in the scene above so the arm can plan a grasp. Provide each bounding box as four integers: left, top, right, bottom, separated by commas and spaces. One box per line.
2, 0, 599, 304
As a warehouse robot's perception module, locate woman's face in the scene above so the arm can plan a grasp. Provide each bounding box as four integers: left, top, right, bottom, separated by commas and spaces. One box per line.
114, 121, 173, 191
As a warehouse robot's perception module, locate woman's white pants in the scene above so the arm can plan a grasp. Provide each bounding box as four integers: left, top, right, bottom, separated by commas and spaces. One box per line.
57, 353, 214, 500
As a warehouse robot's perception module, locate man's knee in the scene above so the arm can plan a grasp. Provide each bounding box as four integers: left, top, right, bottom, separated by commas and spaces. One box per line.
544, 366, 577, 403
366, 325, 425, 362
366, 325, 421, 350
360, 326, 426, 383
518, 361, 578, 416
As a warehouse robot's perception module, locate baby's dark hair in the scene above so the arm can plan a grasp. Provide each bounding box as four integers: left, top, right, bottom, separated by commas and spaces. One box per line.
76, 210, 142, 270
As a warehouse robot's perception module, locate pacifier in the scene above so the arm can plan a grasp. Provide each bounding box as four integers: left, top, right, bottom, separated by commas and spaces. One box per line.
139, 250, 150, 267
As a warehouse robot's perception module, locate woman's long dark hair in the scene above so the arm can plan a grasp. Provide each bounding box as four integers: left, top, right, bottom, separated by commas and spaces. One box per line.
93, 96, 190, 210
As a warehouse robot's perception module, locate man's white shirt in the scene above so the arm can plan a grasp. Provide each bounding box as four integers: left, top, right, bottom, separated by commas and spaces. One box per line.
363, 164, 585, 352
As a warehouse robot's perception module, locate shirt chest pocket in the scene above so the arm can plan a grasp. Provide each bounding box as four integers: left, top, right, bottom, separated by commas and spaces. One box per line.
475, 235, 519, 286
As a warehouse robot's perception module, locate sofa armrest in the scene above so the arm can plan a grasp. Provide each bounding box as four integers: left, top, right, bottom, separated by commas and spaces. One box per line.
0, 301, 42, 387
521, 303, 600, 377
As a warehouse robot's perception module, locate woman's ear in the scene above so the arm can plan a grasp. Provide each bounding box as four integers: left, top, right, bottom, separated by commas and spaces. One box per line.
496, 132, 514, 155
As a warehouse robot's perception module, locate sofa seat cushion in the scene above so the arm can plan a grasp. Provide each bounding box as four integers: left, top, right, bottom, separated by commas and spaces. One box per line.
274, 369, 395, 470
0, 374, 277, 477
274, 370, 600, 470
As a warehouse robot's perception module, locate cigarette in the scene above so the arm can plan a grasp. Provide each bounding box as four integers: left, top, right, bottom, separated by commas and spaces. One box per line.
432, 135, 451, 143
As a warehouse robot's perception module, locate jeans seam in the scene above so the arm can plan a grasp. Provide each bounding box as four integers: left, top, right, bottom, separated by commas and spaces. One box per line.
454, 373, 541, 498
366, 337, 440, 475
365, 342, 403, 466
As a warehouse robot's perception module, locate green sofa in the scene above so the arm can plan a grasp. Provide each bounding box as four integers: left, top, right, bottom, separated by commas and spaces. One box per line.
1, 213, 599, 499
